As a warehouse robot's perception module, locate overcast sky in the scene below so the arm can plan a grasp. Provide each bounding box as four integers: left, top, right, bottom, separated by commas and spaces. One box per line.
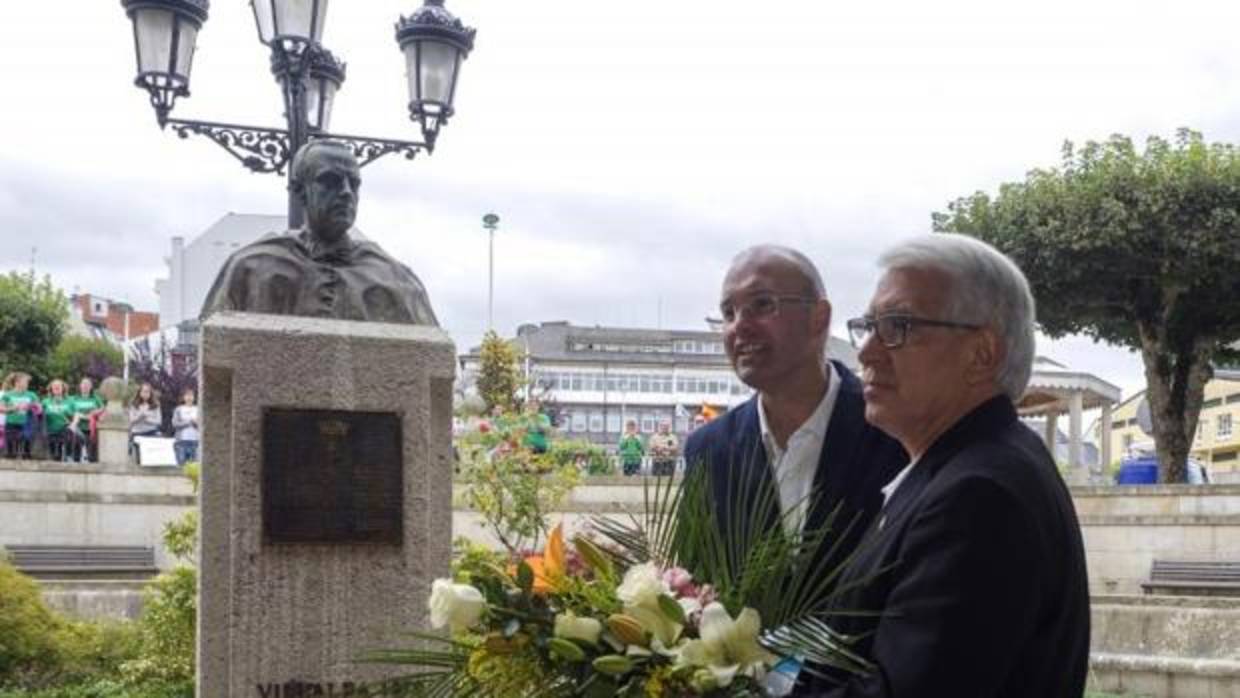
4, 1, 1240, 399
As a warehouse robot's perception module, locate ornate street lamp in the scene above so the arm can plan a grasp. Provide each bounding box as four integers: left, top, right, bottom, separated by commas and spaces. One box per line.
396, 0, 477, 147
250, 0, 327, 52
119, 0, 477, 228
121, 0, 209, 124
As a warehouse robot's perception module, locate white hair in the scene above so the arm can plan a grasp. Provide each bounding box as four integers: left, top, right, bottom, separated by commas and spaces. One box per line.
877, 233, 1036, 401
729, 244, 826, 298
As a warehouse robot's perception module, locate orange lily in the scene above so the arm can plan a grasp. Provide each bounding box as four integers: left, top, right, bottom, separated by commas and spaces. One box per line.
522, 523, 566, 594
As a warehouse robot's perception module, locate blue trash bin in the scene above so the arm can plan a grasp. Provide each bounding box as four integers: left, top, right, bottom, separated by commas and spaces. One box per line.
1116, 456, 1159, 485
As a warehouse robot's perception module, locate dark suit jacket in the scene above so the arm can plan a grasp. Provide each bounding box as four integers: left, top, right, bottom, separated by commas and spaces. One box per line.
819, 396, 1090, 698
683, 361, 907, 606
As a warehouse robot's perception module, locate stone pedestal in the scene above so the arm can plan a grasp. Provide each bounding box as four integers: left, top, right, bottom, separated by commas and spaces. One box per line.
96, 376, 130, 470
197, 313, 455, 698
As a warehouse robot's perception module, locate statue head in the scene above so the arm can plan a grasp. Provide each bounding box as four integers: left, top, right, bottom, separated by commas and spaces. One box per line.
291, 140, 361, 244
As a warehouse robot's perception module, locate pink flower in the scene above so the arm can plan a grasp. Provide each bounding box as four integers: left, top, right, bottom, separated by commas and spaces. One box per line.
662, 567, 695, 596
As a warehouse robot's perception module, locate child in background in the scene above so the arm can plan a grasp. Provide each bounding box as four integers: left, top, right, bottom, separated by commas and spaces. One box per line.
172, 388, 200, 466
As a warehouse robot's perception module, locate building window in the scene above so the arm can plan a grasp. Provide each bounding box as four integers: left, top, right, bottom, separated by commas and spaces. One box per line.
571, 411, 587, 433
641, 415, 656, 433
1204, 397, 1222, 409
1214, 450, 1238, 463
571, 374, 582, 391
1228, 393, 1240, 405
1219, 414, 1233, 439
606, 412, 622, 433
589, 412, 604, 433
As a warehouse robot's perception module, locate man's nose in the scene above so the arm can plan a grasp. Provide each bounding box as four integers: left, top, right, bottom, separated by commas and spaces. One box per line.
857, 328, 884, 365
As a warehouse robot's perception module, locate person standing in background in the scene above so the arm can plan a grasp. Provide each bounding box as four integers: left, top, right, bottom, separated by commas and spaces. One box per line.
618, 419, 645, 476
1, 372, 38, 459
648, 420, 680, 476
172, 388, 200, 466
42, 379, 76, 462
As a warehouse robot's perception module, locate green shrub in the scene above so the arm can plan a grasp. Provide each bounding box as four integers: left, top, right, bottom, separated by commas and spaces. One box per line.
547, 438, 611, 476
119, 567, 196, 687
0, 560, 62, 686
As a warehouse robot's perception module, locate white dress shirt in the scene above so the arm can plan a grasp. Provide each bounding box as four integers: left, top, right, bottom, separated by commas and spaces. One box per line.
758, 363, 841, 536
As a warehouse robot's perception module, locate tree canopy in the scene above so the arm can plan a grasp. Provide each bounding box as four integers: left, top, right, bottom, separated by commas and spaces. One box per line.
475, 330, 522, 414
46, 335, 124, 386
934, 129, 1240, 482
0, 271, 67, 385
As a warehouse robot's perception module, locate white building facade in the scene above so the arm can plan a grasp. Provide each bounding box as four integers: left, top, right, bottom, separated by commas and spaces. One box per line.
154, 213, 287, 329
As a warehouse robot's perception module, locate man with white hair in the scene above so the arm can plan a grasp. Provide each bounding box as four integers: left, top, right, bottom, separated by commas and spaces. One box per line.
819, 233, 1089, 697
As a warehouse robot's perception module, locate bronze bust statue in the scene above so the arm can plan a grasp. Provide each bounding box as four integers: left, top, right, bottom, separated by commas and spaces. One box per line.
201, 140, 438, 325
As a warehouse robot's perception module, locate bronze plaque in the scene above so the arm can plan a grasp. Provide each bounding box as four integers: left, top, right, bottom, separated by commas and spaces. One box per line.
262, 408, 403, 545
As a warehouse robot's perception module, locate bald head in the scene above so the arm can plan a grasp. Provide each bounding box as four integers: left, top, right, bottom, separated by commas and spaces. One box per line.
726, 244, 826, 300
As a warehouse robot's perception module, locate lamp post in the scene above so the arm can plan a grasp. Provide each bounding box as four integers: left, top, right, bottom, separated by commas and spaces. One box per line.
120, 0, 477, 228
482, 212, 499, 331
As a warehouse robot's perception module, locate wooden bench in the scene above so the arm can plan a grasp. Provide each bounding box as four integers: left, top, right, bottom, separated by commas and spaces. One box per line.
2, 545, 159, 581
1141, 559, 1240, 597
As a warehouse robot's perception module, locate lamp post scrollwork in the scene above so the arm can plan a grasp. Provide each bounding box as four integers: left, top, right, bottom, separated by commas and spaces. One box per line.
120, 0, 477, 228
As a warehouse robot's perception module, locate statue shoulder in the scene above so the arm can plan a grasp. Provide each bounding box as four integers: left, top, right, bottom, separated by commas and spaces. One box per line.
223, 232, 306, 267
200, 232, 308, 319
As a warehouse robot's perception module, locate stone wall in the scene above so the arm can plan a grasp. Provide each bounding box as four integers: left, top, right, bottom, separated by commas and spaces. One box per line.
0, 459, 194, 571
5, 462, 1239, 616
1072, 484, 1240, 594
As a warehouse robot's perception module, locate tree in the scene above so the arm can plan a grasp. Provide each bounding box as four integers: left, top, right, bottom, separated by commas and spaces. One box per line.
46, 336, 124, 385
0, 271, 67, 384
475, 330, 522, 413
934, 129, 1240, 483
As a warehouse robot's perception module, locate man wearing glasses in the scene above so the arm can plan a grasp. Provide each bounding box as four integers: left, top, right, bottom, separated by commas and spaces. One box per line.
683, 245, 907, 631
818, 234, 1089, 697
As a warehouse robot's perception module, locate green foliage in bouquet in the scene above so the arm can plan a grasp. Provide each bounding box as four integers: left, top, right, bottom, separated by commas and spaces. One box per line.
590, 468, 877, 680
371, 459, 881, 696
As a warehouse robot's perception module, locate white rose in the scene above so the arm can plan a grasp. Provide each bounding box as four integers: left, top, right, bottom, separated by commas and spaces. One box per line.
428, 578, 486, 632
554, 611, 603, 645
617, 563, 671, 608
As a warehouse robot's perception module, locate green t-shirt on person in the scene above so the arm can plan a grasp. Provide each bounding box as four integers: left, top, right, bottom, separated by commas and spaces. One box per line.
618, 434, 645, 465
42, 397, 75, 435
70, 394, 103, 433
1, 390, 38, 427
522, 413, 552, 453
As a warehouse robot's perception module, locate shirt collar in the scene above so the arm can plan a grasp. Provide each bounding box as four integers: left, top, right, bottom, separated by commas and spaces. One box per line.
880, 457, 919, 508
758, 362, 840, 458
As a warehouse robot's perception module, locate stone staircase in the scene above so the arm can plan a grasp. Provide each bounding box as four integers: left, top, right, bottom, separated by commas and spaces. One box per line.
1090, 594, 1240, 697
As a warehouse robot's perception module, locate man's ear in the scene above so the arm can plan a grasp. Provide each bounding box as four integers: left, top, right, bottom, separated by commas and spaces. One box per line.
814, 298, 832, 335
966, 327, 1004, 385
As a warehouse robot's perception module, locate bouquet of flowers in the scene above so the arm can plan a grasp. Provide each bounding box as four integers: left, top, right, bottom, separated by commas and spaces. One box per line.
367, 467, 874, 697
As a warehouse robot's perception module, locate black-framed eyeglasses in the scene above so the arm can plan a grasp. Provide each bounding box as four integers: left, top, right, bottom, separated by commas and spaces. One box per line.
846, 313, 983, 349
720, 293, 817, 323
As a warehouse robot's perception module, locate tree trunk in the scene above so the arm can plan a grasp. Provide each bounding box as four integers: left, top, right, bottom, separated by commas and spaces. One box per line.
1137, 322, 1214, 484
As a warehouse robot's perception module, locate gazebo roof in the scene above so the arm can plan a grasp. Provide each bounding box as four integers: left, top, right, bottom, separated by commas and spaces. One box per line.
1017, 356, 1122, 415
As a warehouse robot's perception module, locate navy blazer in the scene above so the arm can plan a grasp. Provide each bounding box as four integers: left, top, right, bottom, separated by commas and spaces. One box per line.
818, 396, 1090, 698
683, 361, 907, 591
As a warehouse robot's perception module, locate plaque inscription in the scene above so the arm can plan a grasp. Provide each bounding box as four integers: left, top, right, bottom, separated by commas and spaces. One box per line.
262, 408, 403, 545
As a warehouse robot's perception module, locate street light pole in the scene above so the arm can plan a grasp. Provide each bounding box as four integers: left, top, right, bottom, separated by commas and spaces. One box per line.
482, 212, 500, 331
120, 0, 477, 230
